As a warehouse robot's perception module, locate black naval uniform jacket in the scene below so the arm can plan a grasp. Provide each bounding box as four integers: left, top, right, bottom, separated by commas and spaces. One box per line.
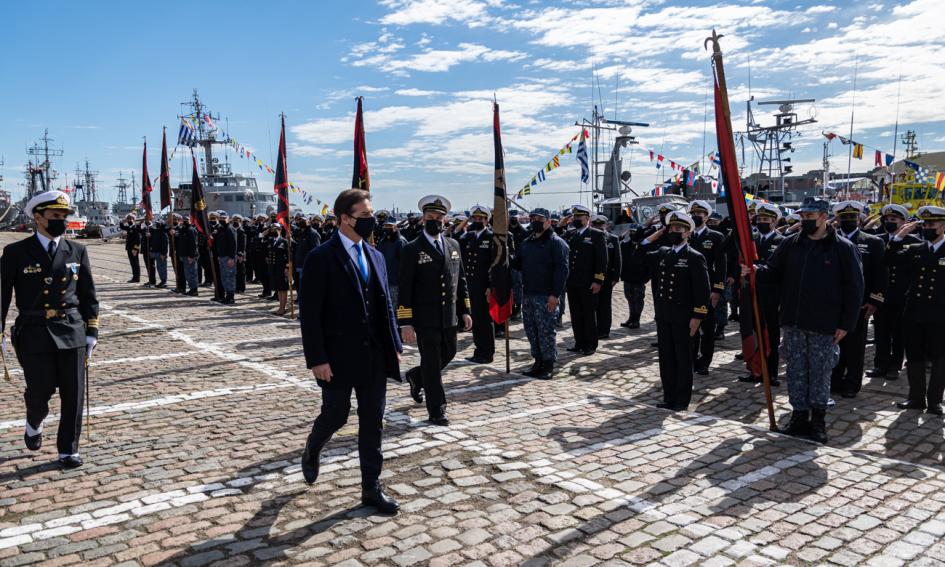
397, 235, 471, 329
688, 226, 727, 296
890, 238, 945, 323
566, 227, 608, 289
843, 229, 887, 309
643, 244, 711, 323
460, 228, 494, 292
1, 236, 99, 354
120, 221, 141, 253
881, 233, 921, 306
603, 231, 622, 287
753, 230, 785, 306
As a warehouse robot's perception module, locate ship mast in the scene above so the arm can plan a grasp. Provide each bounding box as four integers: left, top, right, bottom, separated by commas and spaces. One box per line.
25, 129, 63, 199
180, 89, 228, 178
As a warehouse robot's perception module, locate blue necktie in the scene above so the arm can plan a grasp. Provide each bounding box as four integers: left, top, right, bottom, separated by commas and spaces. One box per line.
354, 242, 368, 283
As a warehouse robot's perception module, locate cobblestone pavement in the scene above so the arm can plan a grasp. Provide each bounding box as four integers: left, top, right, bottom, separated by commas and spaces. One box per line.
1, 233, 944, 567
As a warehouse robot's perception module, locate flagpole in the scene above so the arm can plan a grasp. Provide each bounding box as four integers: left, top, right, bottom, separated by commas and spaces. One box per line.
707, 30, 777, 432
846, 52, 859, 195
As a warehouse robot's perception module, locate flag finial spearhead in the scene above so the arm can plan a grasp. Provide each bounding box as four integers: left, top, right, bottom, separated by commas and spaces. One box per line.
704, 29, 723, 53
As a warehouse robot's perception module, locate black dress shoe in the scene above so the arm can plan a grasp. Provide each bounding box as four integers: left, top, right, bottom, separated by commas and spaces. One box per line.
866, 367, 887, 378
649, 341, 659, 347
734, 353, 744, 360
465, 355, 493, 364
406, 371, 424, 404
927, 404, 944, 415
656, 402, 671, 409
427, 415, 450, 426
495, 330, 505, 339
627, 321, 640, 329
580, 349, 596, 356
522, 360, 542, 378
619, 320, 631, 328
58, 455, 83, 469
897, 400, 926, 410
300, 444, 320, 485
566, 346, 582, 353
186, 289, 199, 297
598, 333, 610, 340
155, 282, 167, 289
24, 432, 42, 451
738, 375, 762, 383
840, 391, 857, 399
695, 367, 709, 376
127, 278, 139, 283
362, 482, 400, 514
535, 361, 554, 380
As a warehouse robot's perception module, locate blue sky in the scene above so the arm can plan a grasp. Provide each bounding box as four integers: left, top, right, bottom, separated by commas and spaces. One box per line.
2, 0, 943, 213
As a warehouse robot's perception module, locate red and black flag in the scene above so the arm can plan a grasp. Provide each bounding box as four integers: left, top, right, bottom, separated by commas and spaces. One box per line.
159, 127, 172, 211
189, 153, 213, 246
708, 30, 776, 428
141, 140, 153, 222
488, 102, 513, 325
274, 114, 290, 232
352, 97, 370, 191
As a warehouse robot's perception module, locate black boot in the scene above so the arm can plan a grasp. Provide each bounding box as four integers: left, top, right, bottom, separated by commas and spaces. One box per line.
362, 481, 400, 514
223, 292, 235, 305
300, 438, 325, 485
809, 409, 828, 444
782, 410, 810, 437
522, 359, 542, 377
536, 360, 554, 380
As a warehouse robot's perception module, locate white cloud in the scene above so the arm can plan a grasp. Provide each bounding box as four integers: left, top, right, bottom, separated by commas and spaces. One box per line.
349, 41, 526, 74
395, 88, 445, 96
805, 5, 836, 14
378, 0, 496, 27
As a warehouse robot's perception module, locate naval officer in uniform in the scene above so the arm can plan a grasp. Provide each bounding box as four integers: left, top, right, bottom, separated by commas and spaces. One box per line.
398, 195, 472, 425
0, 191, 99, 468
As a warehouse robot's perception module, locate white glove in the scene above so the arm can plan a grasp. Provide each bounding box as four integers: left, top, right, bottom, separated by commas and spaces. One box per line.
86, 336, 98, 360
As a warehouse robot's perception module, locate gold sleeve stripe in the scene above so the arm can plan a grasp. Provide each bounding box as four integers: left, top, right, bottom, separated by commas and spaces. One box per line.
464, 298, 471, 309
594, 273, 605, 281
396, 307, 413, 319
693, 306, 708, 315
713, 283, 726, 290
869, 293, 885, 303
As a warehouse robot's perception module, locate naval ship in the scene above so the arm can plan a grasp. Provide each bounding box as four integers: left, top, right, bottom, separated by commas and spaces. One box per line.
172, 90, 278, 218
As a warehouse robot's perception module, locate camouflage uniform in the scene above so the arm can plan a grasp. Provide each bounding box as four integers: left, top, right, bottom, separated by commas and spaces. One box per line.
523, 295, 558, 363
781, 326, 839, 411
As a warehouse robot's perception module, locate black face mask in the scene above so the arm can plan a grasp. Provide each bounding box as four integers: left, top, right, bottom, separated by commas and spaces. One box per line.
424, 219, 443, 236
801, 219, 819, 235
571, 219, 585, 229
839, 219, 859, 234
509, 218, 519, 227
385, 229, 397, 239
693, 216, 705, 227
529, 220, 545, 233
884, 222, 899, 234
922, 227, 940, 242
468, 221, 484, 232
756, 222, 772, 235
668, 232, 684, 245
352, 216, 376, 239
46, 218, 67, 237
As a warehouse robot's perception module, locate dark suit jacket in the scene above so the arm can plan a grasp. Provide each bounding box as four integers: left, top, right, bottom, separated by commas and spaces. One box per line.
299, 233, 403, 388
1, 235, 99, 353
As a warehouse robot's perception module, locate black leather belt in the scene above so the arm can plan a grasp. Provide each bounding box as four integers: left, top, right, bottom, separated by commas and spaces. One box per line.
19, 308, 79, 320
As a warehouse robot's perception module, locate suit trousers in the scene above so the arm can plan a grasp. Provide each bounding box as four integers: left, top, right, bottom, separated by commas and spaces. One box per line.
305, 349, 387, 486
408, 326, 458, 418
595, 282, 615, 336
126, 249, 140, 281
904, 320, 945, 407
567, 286, 599, 352
180, 257, 198, 291
623, 282, 645, 324
692, 305, 716, 370
468, 285, 495, 359
873, 301, 906, 373
150, 252, 167, 284
656, 319, 697, 408
19, 346, 85, 456
831, 310, 868, 394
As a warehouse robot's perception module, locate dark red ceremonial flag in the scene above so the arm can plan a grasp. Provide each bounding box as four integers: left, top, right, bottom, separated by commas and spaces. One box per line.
352, 97, 370, 191
274, 114, 290, 232
141, 141, 154, 222
488, 102, 513, 325
189, 154, 213, 246
159, 128, 172, 210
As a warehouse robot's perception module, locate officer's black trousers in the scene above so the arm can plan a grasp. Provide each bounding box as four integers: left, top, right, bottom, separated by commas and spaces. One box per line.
596, 282, 615, 337
305, 348, 386, 486
623, 282, 645, 324
257, 258, 271, 295
873, 301, 906, 373
830, 310, 868, 394
144, 252, 156, 285
198, 247, 212, 285
174, 255, 186, 292
20, 346, 85, 456
409, 326, 457, 418
904, 320, 945, 407
126, 249, 140, 281
760, 299, 781, 379
244, 251, 255, 283
692, 305, 716, 370
656, 318, 696, 408
468, 286, 495, 359
567, 286, 599, 352
236, 260, 246, 293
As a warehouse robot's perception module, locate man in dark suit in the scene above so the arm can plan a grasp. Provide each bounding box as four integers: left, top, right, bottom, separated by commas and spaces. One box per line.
640, 211, 711, 411
298, 188, 403, 514
398, 195, 472, 426
0, 191, 99, 469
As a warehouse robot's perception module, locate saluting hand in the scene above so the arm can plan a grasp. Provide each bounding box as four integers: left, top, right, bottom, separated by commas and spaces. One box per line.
896, 221, 920, 238
311, 363, 333, 383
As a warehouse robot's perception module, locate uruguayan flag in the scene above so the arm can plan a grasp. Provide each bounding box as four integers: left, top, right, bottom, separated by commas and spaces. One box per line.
178, 117, 197, 147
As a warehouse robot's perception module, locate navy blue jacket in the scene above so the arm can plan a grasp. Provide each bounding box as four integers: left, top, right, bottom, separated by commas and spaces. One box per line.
757, 226, 864, 335
377, 233, 407, 286
299, 233, 403, 388
512, 228, 569, 297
